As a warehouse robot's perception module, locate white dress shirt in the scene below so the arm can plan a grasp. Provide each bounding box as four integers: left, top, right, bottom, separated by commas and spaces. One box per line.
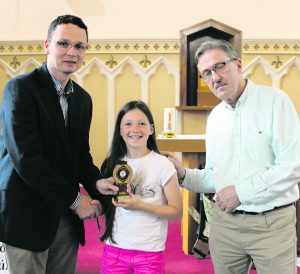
182, 80, 300, 212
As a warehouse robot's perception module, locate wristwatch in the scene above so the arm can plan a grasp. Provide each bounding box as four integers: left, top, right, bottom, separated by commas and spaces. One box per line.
178, 169, 186, 185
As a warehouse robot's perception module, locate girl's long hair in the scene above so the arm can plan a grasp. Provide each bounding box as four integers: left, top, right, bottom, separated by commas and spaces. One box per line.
100, 100, 159, 242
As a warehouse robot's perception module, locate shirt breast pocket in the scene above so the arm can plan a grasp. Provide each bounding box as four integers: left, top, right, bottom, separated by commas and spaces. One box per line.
245, 133, 273, 165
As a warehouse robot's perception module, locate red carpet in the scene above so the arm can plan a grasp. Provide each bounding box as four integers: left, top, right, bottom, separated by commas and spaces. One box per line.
76, 219, 259, 274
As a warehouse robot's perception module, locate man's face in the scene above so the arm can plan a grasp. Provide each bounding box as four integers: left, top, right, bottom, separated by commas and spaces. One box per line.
44, 23, 87, 82
197, 48, 243, 106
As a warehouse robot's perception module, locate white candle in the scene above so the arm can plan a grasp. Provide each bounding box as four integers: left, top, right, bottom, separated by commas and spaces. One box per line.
164, 108, 176, 133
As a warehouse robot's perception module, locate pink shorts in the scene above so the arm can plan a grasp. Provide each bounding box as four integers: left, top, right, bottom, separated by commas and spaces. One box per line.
101, 244, 165, 274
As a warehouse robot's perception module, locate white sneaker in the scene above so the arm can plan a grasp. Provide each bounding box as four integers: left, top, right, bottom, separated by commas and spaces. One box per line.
297, 257, 300, 267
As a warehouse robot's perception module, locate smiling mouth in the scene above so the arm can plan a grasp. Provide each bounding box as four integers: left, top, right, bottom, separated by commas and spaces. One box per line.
64, 60, 77, 65
129, 135, 142, 139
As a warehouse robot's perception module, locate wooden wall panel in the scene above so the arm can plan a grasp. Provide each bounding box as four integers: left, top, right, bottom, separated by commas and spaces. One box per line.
0, 39, 299, 165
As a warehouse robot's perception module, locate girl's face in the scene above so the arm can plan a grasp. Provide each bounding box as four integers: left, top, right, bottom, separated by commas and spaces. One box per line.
120, 108, 154, 155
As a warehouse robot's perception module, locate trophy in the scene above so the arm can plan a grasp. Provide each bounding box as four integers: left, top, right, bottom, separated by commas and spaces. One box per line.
113, 160, 133, 201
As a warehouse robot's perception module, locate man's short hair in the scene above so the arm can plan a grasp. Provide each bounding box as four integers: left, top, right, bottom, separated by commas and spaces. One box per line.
47, 14, 88, 41
194, 37, 238, 65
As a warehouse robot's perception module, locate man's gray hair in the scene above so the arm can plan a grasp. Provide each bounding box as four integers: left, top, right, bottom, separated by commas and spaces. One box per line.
194, 37, 239, 65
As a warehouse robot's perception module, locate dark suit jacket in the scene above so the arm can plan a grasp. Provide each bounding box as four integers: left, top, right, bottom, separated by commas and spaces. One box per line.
0, 63, 101, 252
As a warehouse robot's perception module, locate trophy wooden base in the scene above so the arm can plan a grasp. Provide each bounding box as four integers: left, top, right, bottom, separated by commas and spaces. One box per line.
116, 194, 130, 202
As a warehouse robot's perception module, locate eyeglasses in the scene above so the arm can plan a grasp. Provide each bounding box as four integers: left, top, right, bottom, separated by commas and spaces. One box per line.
199, 59, 236, 81
51, 40, 88, 52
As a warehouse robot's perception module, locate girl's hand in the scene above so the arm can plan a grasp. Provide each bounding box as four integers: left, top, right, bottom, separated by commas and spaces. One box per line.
127, 183, 133, 195
112, 196, 141, 210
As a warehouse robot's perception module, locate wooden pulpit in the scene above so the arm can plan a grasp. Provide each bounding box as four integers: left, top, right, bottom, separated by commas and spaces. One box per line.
157, 135, 206, 254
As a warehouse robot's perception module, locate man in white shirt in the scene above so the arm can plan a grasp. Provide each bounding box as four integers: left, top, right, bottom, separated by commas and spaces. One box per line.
166, 38, 300, 274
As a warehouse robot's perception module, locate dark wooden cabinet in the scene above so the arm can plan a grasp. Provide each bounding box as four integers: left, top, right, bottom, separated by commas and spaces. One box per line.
174, 20, 242, 253
179, 19, 242, 109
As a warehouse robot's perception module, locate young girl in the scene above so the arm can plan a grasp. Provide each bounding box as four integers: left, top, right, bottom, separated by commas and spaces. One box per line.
100, 100, 182, 274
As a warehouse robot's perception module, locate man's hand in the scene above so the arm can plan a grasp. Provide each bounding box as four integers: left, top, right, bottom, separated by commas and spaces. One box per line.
74, 194, 102, 220
215, 185, 241, 212
161, 151, 185, 179
96, 177, 119, 195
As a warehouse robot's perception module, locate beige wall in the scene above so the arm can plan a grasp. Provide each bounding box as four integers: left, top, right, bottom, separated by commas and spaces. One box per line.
0, 39, 300, 166
1, 2, 300, 166
1, 0, 300, 40
0, 40, 179, 166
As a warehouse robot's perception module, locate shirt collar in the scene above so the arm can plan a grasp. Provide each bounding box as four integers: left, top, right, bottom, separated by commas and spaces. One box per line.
223, 79, 251, 110
47, 68, 74, 96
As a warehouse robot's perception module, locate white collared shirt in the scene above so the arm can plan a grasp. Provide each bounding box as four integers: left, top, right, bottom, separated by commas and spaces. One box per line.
182, 80, 300, 212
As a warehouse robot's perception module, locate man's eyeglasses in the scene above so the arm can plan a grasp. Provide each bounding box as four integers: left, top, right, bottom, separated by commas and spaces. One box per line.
51, 40, 88, 52
199, 59, 236, 81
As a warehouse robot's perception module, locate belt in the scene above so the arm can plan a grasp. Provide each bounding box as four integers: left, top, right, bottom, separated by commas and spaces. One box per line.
231, 203, 294, 215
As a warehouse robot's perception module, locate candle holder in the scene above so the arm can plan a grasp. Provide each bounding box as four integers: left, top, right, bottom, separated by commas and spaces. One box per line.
163, 108, 176, 138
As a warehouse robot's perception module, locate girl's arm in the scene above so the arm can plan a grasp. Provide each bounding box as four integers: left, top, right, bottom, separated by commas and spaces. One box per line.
113, 173, 183, 219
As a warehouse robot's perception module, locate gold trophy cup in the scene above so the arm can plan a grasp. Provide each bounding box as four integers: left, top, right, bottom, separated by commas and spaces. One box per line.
113, 160, 133, 201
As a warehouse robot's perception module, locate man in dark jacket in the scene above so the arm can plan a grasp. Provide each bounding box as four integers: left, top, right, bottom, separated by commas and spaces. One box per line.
0, 15, 117, 274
